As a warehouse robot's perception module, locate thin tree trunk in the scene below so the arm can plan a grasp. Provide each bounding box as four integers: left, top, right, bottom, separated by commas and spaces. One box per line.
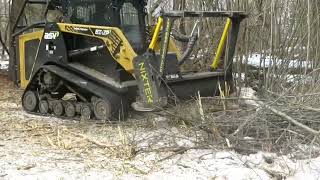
305, 0, 311, 76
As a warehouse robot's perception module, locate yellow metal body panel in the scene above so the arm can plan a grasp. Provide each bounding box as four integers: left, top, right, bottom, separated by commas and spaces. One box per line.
18, 22, 181, 89
154, 38, 181, 58
57, 23, 138, 74
211, 18, 232, 69
148, 17, 163, 50
19, 30, 44, 89
149, 17, 181, 58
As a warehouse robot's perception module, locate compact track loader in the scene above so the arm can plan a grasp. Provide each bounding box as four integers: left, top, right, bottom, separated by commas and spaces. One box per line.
8, 0, 246, 120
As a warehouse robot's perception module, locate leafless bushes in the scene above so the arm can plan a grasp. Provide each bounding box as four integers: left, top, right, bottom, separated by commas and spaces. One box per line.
159, 93, 320, 158
149, 0, 320, 156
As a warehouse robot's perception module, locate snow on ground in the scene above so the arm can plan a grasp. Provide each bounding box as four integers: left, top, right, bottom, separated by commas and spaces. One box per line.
0, 58, 8, 70
2, 131, 320, 180
1, 76, 320, 180
0, 52, 9, 71
1, 105, 274, 180
1, 109, 319, 179
242, 53, 307, 69
239, 87, 259, 107
235, 53, 316, 84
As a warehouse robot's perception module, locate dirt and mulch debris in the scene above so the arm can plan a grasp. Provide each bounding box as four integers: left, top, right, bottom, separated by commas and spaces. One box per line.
1, 74, 320, 179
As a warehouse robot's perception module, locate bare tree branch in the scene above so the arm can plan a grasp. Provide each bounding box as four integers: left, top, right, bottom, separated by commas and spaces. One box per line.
258, 102, 320, 135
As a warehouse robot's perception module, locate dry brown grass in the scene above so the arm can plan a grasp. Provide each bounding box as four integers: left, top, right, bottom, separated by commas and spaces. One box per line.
1, 74, 320, 162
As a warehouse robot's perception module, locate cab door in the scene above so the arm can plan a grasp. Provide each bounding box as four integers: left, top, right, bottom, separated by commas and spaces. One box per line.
18, 30, 43, 89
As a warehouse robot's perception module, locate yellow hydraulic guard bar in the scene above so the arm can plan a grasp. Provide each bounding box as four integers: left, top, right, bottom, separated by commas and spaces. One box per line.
148, 17, 163, 50
210, 18, 232, 69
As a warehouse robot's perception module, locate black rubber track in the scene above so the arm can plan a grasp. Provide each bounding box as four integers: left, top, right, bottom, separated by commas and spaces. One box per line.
22, 66, 130, 121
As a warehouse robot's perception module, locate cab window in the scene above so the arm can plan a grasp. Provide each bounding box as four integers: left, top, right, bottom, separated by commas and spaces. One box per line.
120, 2, 139, 26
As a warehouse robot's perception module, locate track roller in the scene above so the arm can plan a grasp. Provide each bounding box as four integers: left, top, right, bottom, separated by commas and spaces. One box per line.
53, 101, 64, 116
92, 97, 111, 120
22, 91, 38, 112
39, 100, 50, 114
64, 101, 76, 117
80, 104, 92, 120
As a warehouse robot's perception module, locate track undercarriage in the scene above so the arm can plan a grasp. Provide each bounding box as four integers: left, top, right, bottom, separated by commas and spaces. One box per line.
22, 67, 129, 121
22, 64, 228, 121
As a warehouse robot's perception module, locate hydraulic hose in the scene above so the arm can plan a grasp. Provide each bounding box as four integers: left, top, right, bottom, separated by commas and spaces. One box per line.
177, 31, 198, 66
171, 31, 190, 42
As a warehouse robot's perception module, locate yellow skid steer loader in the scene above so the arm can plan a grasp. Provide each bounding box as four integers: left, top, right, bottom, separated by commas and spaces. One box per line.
8, 0, 246, 120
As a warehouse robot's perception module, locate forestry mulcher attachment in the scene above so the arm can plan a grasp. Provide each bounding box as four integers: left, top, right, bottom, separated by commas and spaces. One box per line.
8, 0, 246, 121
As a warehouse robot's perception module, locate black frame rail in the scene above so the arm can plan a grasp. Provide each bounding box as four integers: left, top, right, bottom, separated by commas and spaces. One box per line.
161, 11, 247, 18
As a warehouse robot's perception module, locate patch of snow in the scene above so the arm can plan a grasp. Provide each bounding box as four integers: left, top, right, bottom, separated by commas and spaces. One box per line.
234, 73, 245, 81
288, 173, 318, 180
243, 136, 255, 140
217, 167, 270, 180
1, 102, 19, 109
3, 100, 320, 179
239, 53, 308, 69
286, 74, 314, 84
2, 125, 320, 179
142, 150, 271, 180
0, 59, 8, 70
239, 87, 259, 107
0, 51, 9, 70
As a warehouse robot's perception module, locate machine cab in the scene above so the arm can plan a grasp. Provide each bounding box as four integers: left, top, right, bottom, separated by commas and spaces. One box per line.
60, 0, 147, 53
11, 0, 148, 88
